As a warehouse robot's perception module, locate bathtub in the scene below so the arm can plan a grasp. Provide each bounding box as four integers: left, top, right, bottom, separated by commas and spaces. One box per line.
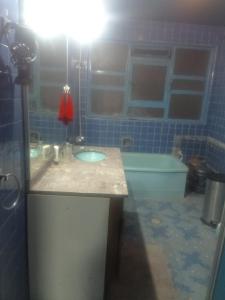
122, 153, 188, 200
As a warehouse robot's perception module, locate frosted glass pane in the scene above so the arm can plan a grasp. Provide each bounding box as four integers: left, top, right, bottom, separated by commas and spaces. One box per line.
92, 74, 124, 86
174, 49, 210, 76
41, 86, 61, 111
132, 64, 166, 101
169, 94, 203, 120
39, 38, 66, 67
131, 48, 171, 58
91, 90, 123, 116
91, 43, 128, 72
40, 71, 66, 84
171, 79, 204, 92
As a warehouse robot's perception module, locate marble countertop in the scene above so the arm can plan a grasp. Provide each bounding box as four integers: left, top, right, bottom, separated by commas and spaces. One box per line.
30, 146, 128, 198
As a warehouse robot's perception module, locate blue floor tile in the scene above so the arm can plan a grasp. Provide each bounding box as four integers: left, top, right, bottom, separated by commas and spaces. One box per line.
123, 193, 217, 300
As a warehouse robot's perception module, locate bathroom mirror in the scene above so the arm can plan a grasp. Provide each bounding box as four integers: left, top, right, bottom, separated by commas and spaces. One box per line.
28, 36, 85, 183
28, 36, 68, 183
29, 36, 67, 113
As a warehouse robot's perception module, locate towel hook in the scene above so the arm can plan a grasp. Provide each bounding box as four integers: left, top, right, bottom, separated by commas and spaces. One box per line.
0, 173, 21, 210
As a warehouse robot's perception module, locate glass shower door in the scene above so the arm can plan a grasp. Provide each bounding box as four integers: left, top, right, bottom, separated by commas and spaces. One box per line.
207, 206, 225, 300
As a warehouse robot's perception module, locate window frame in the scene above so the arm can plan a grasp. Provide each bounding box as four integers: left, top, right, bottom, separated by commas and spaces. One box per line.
87, 42, 217, 124
126, 56, 170, 119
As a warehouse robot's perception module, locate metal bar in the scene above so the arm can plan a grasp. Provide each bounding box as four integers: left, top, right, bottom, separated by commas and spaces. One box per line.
21, 85, 31, 191
128, 100, 164, 108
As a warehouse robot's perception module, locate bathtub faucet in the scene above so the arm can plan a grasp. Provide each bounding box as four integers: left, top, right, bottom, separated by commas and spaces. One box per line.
172, 147, 183, 161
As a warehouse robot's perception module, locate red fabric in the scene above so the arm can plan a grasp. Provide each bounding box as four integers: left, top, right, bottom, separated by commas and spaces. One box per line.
58, 93, 74, 125
65, 94, 74, 122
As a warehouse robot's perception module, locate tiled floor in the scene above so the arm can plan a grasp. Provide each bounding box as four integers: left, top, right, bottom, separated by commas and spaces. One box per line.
109, 193, 218, 300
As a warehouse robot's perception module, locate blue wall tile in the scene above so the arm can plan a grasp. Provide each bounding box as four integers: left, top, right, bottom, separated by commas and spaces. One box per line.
67, 21, 223, 163
28, 20, 225, 170
0, 1, 29, 299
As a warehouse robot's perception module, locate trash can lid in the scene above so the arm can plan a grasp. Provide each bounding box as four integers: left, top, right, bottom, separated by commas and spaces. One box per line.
207, 172, 225, 182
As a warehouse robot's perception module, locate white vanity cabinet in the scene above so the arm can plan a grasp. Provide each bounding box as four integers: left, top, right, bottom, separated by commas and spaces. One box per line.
28, 193, 110, 300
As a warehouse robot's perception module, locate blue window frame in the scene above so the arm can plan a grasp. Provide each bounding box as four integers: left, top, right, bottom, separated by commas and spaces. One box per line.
88, 42, 216, 123
125, 49, 171, 119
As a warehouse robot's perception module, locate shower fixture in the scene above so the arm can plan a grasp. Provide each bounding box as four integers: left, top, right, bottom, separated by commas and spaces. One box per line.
0, 15, 38, 85
75, 47, 85, 145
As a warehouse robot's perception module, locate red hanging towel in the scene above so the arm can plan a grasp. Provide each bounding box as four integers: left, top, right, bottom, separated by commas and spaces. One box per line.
58, 87, 74, 125
65, 93, 74, 123
58, 94, 67, 123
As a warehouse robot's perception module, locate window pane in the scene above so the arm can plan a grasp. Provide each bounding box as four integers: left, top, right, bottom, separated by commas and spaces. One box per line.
131, 48, 171, 58
132, 64, 167, 101
91, 43, 128, 72
92, 73, 124, 86
39, 38, 66, 67
41, 86, 62, 111
174, 48, 210, 76
40, 70, 66, 85
169, 94, 203, 120
128, 107, 164, 118
91, 90, 123, 116
171, 79, 205, 92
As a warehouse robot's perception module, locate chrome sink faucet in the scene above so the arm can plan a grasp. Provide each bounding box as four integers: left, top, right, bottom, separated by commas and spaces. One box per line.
53, 145, 60, 164
53, 143, 73, 163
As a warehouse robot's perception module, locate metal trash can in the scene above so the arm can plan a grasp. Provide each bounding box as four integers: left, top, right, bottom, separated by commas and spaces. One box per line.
202, 173, 225, 226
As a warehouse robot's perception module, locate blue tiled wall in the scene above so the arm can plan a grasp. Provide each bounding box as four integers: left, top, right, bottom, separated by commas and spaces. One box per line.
75, 21, 224, 161
0, 1, 28, 299
28, 21, 223, 163
29, 21, 225, 167
30, 112, 69, 144
207, 37, 225, 171
206, 143, 225, 172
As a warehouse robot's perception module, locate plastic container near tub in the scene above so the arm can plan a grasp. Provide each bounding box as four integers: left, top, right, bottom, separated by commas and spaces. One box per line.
202, 173, 225, 226
122, 153, 188, 200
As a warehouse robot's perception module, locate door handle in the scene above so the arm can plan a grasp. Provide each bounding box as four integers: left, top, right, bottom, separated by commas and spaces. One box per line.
0, 173, 21, 210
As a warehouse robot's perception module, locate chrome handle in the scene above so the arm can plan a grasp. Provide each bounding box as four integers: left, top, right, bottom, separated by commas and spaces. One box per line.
0, 173, 21, 210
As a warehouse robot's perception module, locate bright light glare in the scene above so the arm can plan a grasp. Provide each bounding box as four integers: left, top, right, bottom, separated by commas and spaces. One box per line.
23, 0, 63, 38
23, 0, 107, 43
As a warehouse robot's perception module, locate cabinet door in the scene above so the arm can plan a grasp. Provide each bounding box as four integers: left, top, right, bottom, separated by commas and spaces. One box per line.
28, 194, 109, 300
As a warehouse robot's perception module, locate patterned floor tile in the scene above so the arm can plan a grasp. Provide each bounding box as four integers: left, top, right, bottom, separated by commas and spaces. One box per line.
123, 192, 218, 300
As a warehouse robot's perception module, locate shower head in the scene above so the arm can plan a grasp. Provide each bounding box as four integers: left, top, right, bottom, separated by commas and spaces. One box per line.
0, 16, 37, 66
10, 25, 38, 65
0, 15, 38, 85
